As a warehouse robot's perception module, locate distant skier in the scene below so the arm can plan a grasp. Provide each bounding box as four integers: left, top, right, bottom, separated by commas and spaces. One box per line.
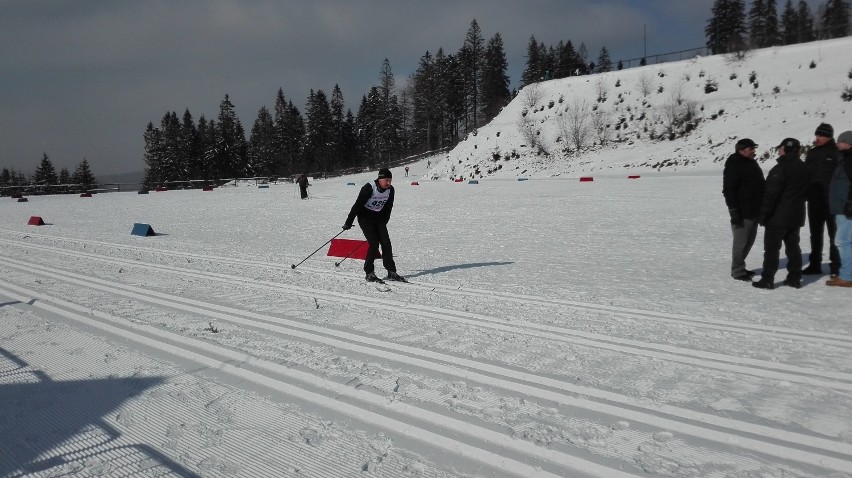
297, 174, 309, 199
405, 166, 409, 177
342, 168, 406, 283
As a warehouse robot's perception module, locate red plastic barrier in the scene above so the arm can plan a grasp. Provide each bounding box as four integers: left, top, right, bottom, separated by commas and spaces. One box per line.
156, 186, 168, 192
411, 181, 420, 186
27, 216, 45, 226
327, 238, 380, 260
202, 186, 214, 191
628, 175, 641, 179
454, 178, 464, 182
80, 192, 92, 197
579, 177, 594, 182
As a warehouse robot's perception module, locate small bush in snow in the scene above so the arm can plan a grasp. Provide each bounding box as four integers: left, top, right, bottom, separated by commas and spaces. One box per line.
848, 68, 852, 79
704, 79, 719, 94
615, 79, 621, 87
730, 72, 738, 80
749, 71, 757, 84
657, 85, 664, 94
809, 60, 817, 69
658, 69, 666, 78
699, 70, 706, 78
772, 86, 781, 94
841, 86, 852, 102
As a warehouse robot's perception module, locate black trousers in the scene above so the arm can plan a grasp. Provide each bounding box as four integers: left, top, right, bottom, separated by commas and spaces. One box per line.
299, 186, 308, 199
807, 196, 839, 273
359, 221, 396, 274
762, 226, 802, 281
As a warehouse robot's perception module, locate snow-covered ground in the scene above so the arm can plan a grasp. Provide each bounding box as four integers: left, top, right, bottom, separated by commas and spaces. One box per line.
2, 156, 851, 477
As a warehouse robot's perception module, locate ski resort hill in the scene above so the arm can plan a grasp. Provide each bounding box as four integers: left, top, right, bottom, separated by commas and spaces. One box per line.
433, 37, 852, 180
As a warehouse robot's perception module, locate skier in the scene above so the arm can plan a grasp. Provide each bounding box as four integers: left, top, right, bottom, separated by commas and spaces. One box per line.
297, 174, 309, 199
405, 166, 409, 177
342, 168, 407, 283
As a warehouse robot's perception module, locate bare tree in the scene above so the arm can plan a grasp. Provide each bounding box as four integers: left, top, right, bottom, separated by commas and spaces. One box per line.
556, 99, 591, 154
521, 82, 543, 110
516, 112, 548, 155
636, 73, 653, 97
591, 109, 612, 146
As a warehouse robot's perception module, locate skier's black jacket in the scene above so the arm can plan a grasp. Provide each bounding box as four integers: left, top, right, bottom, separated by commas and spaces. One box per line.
345, 180, 395, 226
723, 153, 765, 220
759, 152, 810, 228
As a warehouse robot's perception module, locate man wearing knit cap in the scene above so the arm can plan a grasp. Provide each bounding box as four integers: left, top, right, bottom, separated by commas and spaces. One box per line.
803, 123, 841, 276
826, 131, 852, 287
343, 168, 407, 283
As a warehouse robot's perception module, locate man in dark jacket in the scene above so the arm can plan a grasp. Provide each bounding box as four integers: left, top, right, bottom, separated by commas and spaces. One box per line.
753, 138, 810, 289
723, 138, 765, 282
803, 123, 840, 275
343, 168, 406, 283
826, 131, 852, 287
297, 174, 309, 199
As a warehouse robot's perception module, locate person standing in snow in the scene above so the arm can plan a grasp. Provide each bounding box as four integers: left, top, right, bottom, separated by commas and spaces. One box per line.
404, 166, 409, 177
826, 131, 852, 288
342, 168, 406, 283
297, 174, 309, 199
752, 138, 810, 290
723, 138, 765, 282
803, 123, 840, 276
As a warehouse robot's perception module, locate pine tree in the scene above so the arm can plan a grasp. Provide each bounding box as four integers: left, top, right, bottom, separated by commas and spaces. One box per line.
375, 59, 403, 163
765, 0, 780, 46
304, 89, 334, 174
179, 109, 199, 180
73, 158, 96, 188
556, 40, 581, 78
411, 50, 441, 152
796, 1, 816, 42
595, 47, 613, 73
781, 0, 799, 44
706, 0, 748, 54
480, 33, 510, 124
248, 106, 276, 177
196, 116, 217, 182
330, 84, 347, 170
58, 167, 70, 185
521, 36, 542, 87
142, 121, 163, 188
33, 153, 58, 192
214, 95, 248, 179
821, 0, 851, 38
749, 0, 768, 47
461, 19, 485, 129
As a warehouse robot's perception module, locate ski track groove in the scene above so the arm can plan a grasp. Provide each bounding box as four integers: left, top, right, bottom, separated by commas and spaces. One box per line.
0, 280, 631, 478
3, 230, 850, 348
3, 236, 852, 391
2, 259, 852, 474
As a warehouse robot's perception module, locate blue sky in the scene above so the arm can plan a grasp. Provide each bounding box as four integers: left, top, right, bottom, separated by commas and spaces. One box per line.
0, 0, 782, 176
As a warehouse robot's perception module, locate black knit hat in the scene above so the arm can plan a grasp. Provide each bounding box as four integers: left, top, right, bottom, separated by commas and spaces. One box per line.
815, 123, 834, 138
377, 168, 392, 179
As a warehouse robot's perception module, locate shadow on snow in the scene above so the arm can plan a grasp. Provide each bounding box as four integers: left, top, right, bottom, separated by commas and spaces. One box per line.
0, 347, 199, 478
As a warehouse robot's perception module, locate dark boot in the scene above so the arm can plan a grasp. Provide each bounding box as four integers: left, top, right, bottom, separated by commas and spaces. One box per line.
802, 264, 823, 275
752, 278, 775, 289
783, 278, 802, 289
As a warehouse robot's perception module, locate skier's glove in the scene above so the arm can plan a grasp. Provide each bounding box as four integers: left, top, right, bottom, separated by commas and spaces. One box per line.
342, 223, 352, 230
728, 208, 744, 227
844, 201, 852, 219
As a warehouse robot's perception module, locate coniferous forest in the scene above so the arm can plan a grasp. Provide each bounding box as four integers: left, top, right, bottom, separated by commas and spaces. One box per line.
2, 5, 850, 192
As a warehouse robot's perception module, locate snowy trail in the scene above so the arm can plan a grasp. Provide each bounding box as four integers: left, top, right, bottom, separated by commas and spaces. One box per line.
4, 230, 849, 348
3, 237, 851, 392
3, 255, 852, 474
0, 280, 636, 478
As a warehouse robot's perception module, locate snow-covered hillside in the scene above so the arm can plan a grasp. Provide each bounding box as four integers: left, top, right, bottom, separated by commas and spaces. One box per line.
435, 37, 852, 180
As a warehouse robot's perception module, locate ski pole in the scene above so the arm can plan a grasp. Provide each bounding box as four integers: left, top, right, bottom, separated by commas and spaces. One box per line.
334, 240, 367, 267
291, 230, 345, 269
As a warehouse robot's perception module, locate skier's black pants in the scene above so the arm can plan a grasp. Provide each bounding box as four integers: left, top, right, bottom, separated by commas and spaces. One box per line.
762, 225, 802, 282
299, 186, 308, 199
807, 194, 839, 272
359, 221, 396, 275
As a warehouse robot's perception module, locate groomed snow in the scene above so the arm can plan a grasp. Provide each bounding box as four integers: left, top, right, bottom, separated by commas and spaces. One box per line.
2, 160, 851, 477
